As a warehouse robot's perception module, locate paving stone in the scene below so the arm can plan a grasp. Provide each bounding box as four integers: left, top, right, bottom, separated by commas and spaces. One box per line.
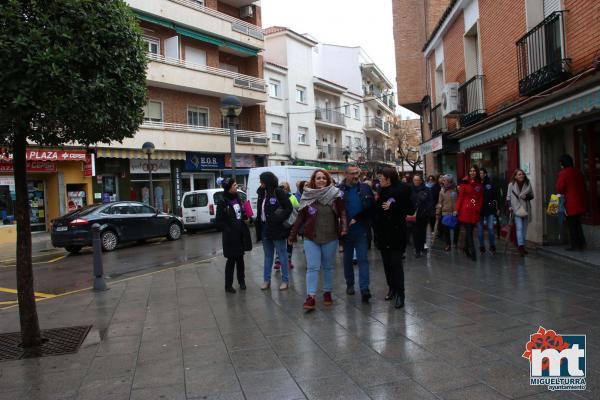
184, 362, 240, 399
364, 380, 438, 400
229, 347, 283, 372
296, 373, 370, 400
439, 383, 510, 399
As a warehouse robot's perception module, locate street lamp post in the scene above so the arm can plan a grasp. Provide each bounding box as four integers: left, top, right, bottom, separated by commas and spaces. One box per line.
220, 96, 243, 182
142, 142, 155, 208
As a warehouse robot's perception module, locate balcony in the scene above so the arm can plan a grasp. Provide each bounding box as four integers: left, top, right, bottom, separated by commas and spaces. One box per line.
146, 53, 267, 104
315, 109, 346, 128
364, 117, 391, 136
363, 88, 395, 113
316, 145, 349, 162
459, 75, 487, 127
126, 0, 264, 50
516, 11, 570, 96
430, 103, 446, 136
365, 147, 387, 163
108, 121, 268, 155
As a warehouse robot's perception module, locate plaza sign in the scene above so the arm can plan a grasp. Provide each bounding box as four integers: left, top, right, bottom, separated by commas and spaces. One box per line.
420, 136, 443, 156
0, 149, 87, 162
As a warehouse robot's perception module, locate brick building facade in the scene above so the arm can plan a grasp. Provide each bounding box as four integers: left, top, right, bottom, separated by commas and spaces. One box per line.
394, 0, 600, 246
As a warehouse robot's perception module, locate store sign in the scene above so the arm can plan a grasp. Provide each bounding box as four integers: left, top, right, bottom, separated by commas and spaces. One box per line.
129, 159, 171, 174
0, 149, 87, 162
420, 136, 443, 156
0, 160, 57, 173
174, 165, 182, 209
84, 154, 95, 177
225, 154, 256, 168
185, 153, 225, 170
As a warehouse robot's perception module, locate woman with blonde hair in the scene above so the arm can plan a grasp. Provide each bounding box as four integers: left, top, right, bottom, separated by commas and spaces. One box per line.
289, 170, 347, 310
507, 168, 534, 256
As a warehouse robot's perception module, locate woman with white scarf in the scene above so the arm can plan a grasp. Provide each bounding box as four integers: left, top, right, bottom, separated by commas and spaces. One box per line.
289, 169, 347, 311
506, 168, 534, 256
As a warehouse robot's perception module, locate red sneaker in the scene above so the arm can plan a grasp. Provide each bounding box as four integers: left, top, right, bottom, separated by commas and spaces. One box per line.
289, 259, 294, 269
323, 292, 333, 306
274, 260, 281, 270
303, 295, 316, 310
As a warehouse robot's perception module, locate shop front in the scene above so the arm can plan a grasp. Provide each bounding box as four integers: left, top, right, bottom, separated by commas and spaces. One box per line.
420, 135, 459, 178
0, 148, 93, 232
183, 153, 264, 191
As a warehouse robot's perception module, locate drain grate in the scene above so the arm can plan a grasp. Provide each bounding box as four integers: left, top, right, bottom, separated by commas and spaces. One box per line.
0, 325, 91, 362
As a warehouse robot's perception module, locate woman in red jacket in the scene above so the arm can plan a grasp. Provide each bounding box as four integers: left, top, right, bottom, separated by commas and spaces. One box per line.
556, 154, 587, 251
456, 166, 483, 261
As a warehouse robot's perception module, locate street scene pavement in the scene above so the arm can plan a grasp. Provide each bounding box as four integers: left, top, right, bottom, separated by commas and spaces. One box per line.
0, 231, 598, 400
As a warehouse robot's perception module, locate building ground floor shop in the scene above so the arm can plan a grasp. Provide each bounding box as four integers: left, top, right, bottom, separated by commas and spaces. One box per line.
0, 149, 93, 239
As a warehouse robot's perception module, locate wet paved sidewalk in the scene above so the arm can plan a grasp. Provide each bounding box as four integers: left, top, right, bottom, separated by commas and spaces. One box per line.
0, 243, 599, 400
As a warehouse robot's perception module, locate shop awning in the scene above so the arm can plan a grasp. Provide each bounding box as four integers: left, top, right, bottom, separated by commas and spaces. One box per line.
459, 118, 517, 152
96, 148, 185, 160
522, 86, 600, 130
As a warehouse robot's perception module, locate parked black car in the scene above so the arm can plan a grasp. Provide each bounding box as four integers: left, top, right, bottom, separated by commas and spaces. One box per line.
51, 202, 183, 253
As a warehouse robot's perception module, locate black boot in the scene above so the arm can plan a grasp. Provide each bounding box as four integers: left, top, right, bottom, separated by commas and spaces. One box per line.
239, 282, 246, 290
361, 289, 372, 303
479, 246, 486, 255
385, 289, 395, 301
490, 246, 496, 255
394, 295, 405, 309
225, 286, 236, 293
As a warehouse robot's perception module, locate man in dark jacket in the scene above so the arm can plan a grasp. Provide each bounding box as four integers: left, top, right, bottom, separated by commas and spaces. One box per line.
411, 175, 432, 257
478, 168, 498, 255
338, 164, 375, 302
256, 172, 293, 290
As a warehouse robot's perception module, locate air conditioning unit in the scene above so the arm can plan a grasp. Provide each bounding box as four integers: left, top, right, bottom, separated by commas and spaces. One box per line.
240, 5, 254, 18
441, 82, 460, 116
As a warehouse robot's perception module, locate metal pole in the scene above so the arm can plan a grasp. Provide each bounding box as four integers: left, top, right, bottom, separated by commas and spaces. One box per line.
229, 122, 237, 182
92, 224, 108, 291
148, 153, 154, 208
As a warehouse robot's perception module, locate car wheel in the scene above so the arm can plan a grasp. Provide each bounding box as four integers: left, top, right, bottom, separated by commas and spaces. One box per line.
101, 230, 118, 252
65, 246, 82, 254
167, 223, 182, 240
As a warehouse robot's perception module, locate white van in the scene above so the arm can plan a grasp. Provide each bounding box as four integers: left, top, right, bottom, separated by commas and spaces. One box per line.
181, 189, 247, 232
247, 166, 319, 215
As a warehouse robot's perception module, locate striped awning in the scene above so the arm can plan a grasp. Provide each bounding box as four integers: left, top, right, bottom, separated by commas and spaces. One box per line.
522, 86, 600, 130
459, 118, 517, 152
96, 148, 185, 160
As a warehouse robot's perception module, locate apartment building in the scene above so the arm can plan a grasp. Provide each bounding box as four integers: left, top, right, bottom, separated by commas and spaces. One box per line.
394, 0, 600, 245
264, 29, 397, 174
96, 0, 268, 210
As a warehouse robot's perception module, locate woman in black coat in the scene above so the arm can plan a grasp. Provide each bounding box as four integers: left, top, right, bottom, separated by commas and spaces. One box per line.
373, 167, 414, 309
215, 178, 252, 293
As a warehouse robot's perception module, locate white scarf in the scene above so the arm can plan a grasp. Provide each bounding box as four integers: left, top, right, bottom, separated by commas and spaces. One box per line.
298, 185, 340, 210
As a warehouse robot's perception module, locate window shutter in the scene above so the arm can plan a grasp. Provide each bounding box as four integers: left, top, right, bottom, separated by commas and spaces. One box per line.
543, 0, 561, 17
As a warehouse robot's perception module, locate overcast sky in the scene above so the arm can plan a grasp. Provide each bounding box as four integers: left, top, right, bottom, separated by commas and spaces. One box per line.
261, 0, 419, 119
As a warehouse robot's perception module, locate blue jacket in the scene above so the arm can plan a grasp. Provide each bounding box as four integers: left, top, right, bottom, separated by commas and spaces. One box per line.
337, 181, 374, 228
481, 177, 498, 217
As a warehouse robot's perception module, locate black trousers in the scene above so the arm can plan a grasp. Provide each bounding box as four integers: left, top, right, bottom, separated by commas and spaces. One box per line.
464, 223, 476, 253
380, 249, 405, 299
225, 256, 245, 288
413, 218, 428, 253
441, 224, 459, 247
567, 215, 586, 249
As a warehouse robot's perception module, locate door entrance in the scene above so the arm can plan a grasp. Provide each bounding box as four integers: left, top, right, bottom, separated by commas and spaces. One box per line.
182, 173, 215, 192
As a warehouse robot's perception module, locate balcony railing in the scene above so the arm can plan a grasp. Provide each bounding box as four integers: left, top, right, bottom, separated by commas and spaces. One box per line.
363, 88, 395, 110
459, 75, 487, 127
315, 109, 346, 126
147, 53, 267, 92
168, 0, 264, 40
316, 145, 349, 161
364, 117, 391, 133
431, 103, 446, 135
516, 11, 570, 96
365, 146, 386, 162
141, 120, 268, 145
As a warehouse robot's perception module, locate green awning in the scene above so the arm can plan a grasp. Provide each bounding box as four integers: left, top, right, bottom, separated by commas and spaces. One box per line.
134, 11, 174, 29
225, 41, 259, 57
175, 26, 225, 47
522, 86, 600, 130
459, 118, 517, 152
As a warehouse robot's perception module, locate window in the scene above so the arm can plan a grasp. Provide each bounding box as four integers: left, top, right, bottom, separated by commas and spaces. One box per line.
343, 102, 350, 117
143, 101, 162, 123
297, 127, 308, 144
187, 106, 209, 127
222, 116, 240, 130
354, 137, 362, 148
345, 135, 352, 147
220, 63, 239, 73
269, 79, 281, 98
353, 106, 360, 119
130, 204, 156, 214
183, 193, 208, 208
271, 123, 283, 142
434, 65, 444, 105
185, 46, 206, 66
296, 86, 306, 103
143, 37, 160, 55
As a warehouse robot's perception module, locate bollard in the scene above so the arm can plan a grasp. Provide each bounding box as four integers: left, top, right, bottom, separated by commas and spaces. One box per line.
92, 223, 108, 291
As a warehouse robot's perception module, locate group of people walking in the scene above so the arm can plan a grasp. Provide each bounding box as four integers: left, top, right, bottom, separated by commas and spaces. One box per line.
215, 153, 587, 310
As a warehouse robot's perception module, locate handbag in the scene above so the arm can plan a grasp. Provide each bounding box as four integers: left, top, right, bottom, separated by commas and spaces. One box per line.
512, 190, 528, 218
441, 215, 458, 229
283, 207, 298, 228
547, 194, 560, 216
243, 200, 254, 218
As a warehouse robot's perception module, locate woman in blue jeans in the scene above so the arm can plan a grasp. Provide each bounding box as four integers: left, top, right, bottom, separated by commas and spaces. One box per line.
256, 171, 293, 290
478, 168, 498, 255
289, 169, 347, 310
506, 169, 534, 257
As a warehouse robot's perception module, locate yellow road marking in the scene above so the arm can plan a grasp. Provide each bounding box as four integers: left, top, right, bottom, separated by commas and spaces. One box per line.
0, 301, 18, 305
0, 255, 67, 268
0, 256, 218, 310
0, 251, 66, 263
0, 287, 56, 299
